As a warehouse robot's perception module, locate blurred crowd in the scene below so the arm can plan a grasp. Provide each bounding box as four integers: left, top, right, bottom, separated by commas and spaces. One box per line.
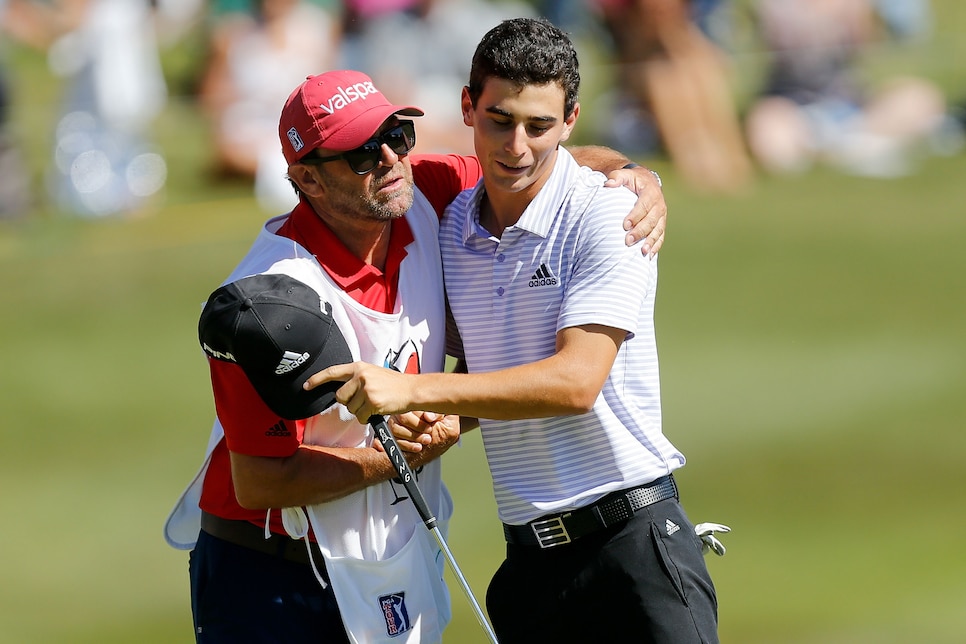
743, 0, 962, 179
0, 0, 963, 219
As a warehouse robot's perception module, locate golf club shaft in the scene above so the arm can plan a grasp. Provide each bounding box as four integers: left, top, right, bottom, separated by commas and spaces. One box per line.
370, 415, 499, 644
430, 525, 499, 644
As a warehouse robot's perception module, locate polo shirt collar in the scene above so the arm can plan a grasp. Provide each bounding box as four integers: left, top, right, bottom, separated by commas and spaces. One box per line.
463, 146, 577, 243
286, 199, 414, 292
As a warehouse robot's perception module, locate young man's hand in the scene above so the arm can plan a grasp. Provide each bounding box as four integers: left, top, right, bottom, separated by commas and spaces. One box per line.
305, 361, 413, 423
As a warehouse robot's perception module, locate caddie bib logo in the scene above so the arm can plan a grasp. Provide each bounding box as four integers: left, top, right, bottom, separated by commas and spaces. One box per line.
379, 591, 412, 637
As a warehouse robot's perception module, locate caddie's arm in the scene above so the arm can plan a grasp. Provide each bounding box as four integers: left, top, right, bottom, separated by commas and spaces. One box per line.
230, 415, 460, 509
569, 145, 666, 257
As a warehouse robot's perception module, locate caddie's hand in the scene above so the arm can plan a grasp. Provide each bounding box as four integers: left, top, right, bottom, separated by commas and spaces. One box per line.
604, 165, 667, 257
303, 362, 414, 424
385, 411, 437, 453
694, 522, 731, 557
402, 411, 461, 468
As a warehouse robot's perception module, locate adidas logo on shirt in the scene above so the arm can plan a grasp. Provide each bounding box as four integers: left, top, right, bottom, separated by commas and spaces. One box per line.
529, 263, 558, 288
265, 421, 291, 437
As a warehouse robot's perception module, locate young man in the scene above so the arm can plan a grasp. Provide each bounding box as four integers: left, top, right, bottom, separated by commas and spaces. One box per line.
308, 19, 720, 643
165, 68, 670, 642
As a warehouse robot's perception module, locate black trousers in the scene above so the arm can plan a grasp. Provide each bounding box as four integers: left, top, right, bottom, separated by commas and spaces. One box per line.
486, 498, 719, 644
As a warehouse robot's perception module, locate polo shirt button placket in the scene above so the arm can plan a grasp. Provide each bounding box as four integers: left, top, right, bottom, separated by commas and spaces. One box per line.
493, 241, 512, 306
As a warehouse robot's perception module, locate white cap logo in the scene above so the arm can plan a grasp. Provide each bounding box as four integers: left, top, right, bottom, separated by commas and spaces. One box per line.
275, 350, 310, 375
286, 127, 304, 153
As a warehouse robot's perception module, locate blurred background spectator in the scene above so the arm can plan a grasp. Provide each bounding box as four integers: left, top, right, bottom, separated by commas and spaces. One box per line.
198, 0, 341, 212
335, 0, 533, 154
743, 0, 962, 178
35, 0, 173, 218
1, 1, 201, 219
544, 0, 754, 194
0, 0, 59, 218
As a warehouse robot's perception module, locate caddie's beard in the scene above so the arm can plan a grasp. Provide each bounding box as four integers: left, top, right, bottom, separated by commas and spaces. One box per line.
322, 172, 415, 222
365, 179, 414, 221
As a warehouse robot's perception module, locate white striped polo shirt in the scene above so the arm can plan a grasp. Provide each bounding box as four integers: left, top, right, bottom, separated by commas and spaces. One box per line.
439, 147, 686, 526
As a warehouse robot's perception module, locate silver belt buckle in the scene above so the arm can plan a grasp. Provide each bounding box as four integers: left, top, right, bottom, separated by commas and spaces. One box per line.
530, 515, 571, 549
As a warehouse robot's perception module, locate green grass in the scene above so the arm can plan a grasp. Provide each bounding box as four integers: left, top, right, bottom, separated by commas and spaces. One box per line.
1, 7, 965, 642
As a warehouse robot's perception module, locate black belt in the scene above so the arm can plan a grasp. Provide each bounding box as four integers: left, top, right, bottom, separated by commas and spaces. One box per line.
201, 511, 316, 567
503, 475, 678, 549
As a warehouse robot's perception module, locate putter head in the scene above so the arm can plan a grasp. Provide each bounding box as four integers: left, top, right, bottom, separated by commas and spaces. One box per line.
198, 273, 352, 420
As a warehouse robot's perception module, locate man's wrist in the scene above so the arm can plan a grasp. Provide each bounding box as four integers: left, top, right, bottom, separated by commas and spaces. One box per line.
622, 162, 662, 188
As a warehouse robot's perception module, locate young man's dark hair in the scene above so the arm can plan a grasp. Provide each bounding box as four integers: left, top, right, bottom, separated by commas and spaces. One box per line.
466, 17, 581, 118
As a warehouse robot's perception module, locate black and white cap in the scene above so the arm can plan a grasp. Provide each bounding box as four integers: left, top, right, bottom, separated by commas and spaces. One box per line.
198, 273, 352, 420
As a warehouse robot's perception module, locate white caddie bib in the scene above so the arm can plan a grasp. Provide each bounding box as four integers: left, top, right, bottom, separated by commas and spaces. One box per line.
164, 192, 452, 642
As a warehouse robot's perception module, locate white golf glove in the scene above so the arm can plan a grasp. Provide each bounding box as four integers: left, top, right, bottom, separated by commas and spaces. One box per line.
694, 522, 731, 556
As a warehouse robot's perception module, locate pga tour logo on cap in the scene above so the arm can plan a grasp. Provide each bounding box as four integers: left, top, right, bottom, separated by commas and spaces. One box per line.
286, 127, 304, 154
379, 592, 411, 637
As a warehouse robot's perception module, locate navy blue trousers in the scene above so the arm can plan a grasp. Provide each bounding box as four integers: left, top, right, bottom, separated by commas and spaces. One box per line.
189, 530, 350, 643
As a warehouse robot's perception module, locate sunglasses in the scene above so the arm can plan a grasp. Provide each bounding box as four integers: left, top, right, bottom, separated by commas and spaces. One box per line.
303, 121, 417, 175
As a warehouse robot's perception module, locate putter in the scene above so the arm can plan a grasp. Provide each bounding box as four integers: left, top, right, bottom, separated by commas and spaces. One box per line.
370, 415, 500, 644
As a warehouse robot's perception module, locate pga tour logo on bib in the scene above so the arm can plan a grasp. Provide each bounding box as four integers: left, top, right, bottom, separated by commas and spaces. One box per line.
379, 592, 412, 637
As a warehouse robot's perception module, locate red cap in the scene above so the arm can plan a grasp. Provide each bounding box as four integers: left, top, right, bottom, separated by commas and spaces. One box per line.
278, 70, 424, 165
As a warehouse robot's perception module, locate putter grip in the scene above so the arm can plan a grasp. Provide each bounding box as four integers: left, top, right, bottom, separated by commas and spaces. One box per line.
370, 415, 437, 529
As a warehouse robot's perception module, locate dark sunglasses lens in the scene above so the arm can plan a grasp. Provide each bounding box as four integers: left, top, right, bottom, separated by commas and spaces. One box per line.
385, 123, 416, 155
343, 122, 417, 174
344, 142, 382, 174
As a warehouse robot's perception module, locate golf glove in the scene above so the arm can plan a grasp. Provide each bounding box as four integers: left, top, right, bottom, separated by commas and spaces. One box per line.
694, 522, 730, 556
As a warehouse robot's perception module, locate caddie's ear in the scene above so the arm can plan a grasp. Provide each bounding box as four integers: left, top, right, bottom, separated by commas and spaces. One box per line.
287, 162, 325, 198
559, 102, 580, 144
